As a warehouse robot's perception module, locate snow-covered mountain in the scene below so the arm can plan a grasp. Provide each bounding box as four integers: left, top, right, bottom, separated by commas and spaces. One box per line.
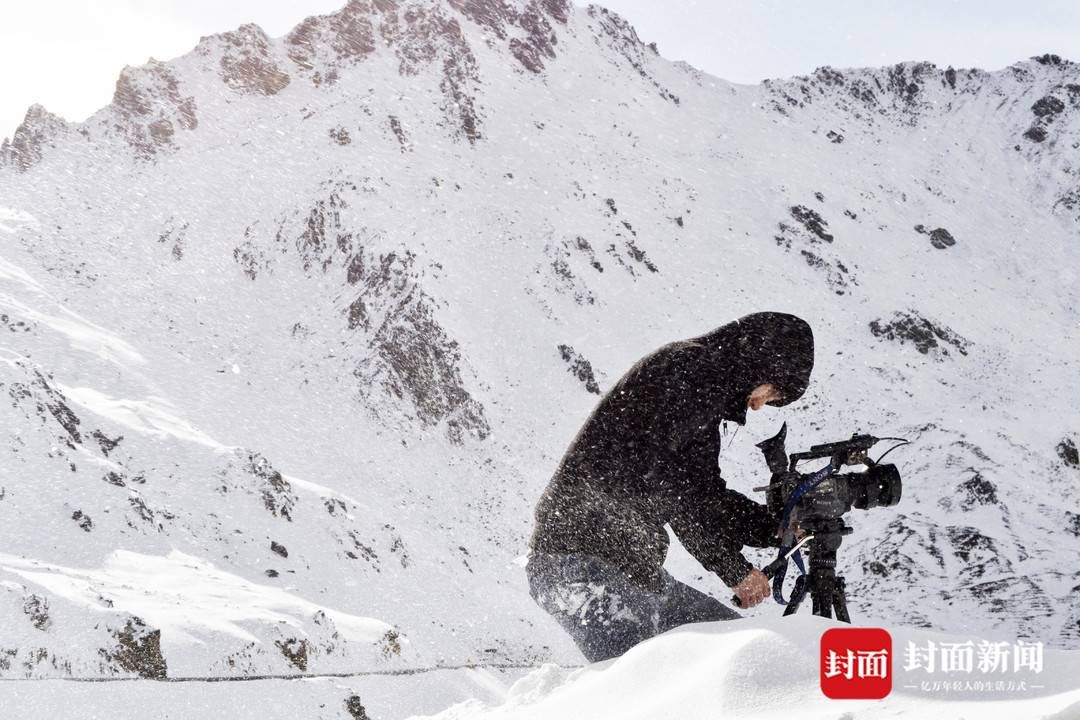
0, 0, 1077, 710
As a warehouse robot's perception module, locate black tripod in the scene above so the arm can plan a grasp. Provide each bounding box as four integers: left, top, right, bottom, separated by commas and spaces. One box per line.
781, 517, 853, 622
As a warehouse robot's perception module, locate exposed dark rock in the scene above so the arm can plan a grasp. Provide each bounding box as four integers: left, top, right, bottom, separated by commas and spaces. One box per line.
915, 224, 958, 250
354, 254, 490, 444
624, 240, 658, 273
128, 495, 156, 526
280, 187, 488, 443
574, 236, 603, 272
928, 227, 956, 250
1054, 188, 1080, 218
542, 0, 570, 24
101, 618, 167, 679
826, 130, 844, 144
233, 238, 270, 280
103, 471, 127, 487
275, 638, 310, 671
388, 115, 410, 150
447, 0, 516, 39
286, 2, 375, 71
232, 451, 296, 521
30, 370, 83, 444
291, 190, 353, 273
388, 532, 411, 567
813, 66, 845, 86
814, 191, 825, 202
111, 61, 198, 159
395, 5, 482, 142
265, 569, 280, 578
0, 105, 69, 172
945, 66, 957, 89
958, 472, 998, 510
288, 1, 483, 141
869, 310, 971, 357
557, 344, 600, 394
1032, 95, 1066, 119
330, 126, 352, 145
1033, 53, 1064, 66
946, 525, 1008, 582
22, 595, 51, 631
209, 24, 291, 96
1066, 511, 1080, 537
90, 430, 123, 457
458, 545, 474, 573
850, 517, 945, 596
347, 531, 379, 566
0, 313, 32, 333
154, 222, 187, 262
886, 62, 930, 108
72, 510, 93, 532
379, 629, 403, 658
1058, 437, 1079, 467
270, 541, 289, 558
789, 205, 833, 242
1024, 125, 1048, 143
865, 560, 889, 577
588, 5, 679, 104
345, 696, 371, 720
547, 244, 595, 303
775, 208, 854, 294
508, 3, 558, 73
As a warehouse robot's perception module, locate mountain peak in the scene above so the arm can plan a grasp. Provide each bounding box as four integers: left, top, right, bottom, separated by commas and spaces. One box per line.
0, 103, 69, 172
195, 22, 292, 97
110, 59, 199, 159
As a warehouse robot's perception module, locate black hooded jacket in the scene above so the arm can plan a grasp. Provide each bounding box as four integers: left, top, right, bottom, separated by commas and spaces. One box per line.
529, 312, 816, 592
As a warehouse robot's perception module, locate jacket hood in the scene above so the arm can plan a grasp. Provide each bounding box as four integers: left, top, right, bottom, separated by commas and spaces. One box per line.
688, 312, 815, 424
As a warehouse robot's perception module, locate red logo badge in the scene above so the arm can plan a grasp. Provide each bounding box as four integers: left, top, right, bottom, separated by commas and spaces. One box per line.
820, 627, 893, 699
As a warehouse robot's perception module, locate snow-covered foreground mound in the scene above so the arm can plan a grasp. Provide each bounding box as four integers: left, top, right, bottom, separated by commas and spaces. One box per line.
413, 615, 1080, 720
1, 614, 1078, 719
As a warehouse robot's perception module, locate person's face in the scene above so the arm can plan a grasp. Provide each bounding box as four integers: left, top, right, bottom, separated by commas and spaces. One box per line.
747, 383, 783, 411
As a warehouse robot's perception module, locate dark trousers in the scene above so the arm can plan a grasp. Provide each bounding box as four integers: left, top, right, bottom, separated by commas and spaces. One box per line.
526, 551, 740, 662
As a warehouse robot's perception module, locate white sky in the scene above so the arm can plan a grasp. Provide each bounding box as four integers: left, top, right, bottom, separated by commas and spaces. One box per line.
2, 0, 1079, 139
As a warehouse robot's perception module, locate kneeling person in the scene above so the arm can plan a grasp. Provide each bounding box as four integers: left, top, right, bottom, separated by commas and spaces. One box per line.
527, 312, 815, 662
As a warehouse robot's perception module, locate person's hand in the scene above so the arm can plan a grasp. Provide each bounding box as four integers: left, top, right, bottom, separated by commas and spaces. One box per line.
732, 568, 770, 608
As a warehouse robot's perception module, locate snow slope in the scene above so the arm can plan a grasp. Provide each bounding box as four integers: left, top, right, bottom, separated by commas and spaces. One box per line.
0, 0, 1077, 713
2, 616, 1077, 720
412, 615, 1080, 720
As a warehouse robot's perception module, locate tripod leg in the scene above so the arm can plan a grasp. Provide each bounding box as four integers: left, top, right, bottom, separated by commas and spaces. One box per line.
833, 576, 851, 624
811, 581, 833, 620
783, 575, 808, 616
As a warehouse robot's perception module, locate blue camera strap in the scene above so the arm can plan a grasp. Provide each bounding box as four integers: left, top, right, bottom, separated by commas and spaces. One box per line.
771, 460, 836, 604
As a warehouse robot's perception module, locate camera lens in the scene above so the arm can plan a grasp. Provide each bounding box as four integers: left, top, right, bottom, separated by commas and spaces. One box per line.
851, 464, 902, 509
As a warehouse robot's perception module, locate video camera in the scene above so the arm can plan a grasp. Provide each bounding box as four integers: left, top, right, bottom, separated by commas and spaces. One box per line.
731, 422, 908, 620
756, 423, 903, 529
